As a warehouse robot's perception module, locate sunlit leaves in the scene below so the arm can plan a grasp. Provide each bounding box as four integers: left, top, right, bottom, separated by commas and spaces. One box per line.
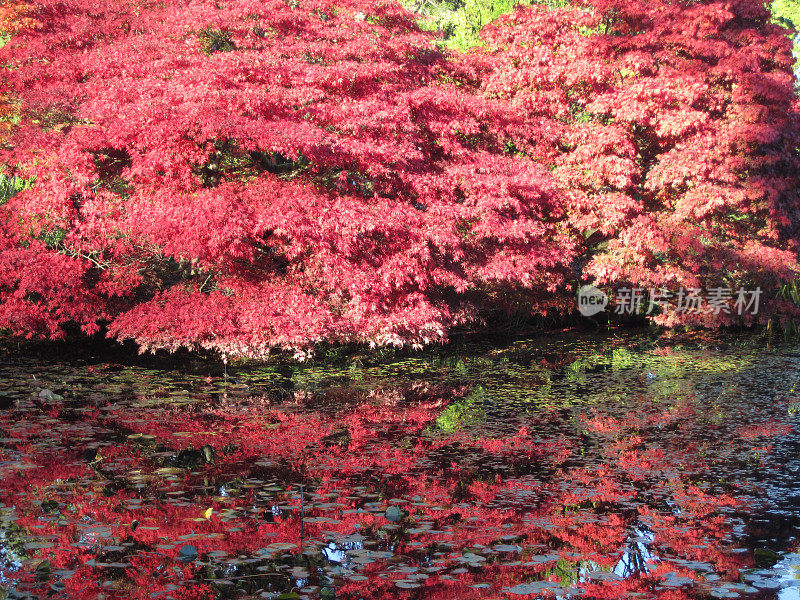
0, 0, 575, 354
477, 0, 800, 324
1, 0, 799, 352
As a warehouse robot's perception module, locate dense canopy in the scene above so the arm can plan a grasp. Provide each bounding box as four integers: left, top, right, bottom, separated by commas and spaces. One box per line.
0, 0, 798, 355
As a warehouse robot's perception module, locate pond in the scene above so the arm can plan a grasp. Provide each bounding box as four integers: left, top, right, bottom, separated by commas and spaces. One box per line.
0, 330, 799, 600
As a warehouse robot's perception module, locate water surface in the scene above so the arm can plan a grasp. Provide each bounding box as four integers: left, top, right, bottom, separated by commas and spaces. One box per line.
0, 331, 798, 600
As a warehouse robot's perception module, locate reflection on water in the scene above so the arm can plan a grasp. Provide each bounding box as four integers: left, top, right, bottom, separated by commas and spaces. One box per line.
613, 523, 656, 579
0, 331, 798, 599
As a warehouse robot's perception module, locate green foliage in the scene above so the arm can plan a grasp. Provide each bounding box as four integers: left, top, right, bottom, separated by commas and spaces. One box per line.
772, 0, 800, 32
543, 558, 581, 587
771, 0, 800, 70
0, 174, 25, 205
198, 28, 236, 54
402, 0, 532, 49
404, 0, 574, 49
35, 227, 67, 250
779, 278, 800, 305
766, 278, 800, 340
611, 347, 635, 370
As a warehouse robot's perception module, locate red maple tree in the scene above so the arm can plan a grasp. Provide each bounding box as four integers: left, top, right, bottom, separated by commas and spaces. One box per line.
1, 0, 799, 353
0, 0, 575, 355
475, 0, 800, 325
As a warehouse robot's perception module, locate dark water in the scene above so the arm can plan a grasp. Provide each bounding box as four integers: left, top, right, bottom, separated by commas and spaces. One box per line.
0, 331, 799, 600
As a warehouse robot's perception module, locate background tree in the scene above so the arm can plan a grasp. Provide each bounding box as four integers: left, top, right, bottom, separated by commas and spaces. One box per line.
403, 0, 535, 49
772, 0, 800, 78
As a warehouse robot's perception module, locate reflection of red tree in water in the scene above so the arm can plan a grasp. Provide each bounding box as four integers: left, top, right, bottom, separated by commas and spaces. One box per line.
0, 381, 781, 599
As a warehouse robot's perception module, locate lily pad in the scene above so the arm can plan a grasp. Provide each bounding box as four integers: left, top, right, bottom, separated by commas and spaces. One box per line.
178, 545, 198, 563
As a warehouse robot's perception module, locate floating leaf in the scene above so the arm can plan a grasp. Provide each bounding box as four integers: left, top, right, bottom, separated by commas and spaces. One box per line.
178, 545, 198, 563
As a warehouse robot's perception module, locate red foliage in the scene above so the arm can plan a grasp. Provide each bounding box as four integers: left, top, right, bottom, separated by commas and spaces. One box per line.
0, 0, 575, 354
0, 0, 38, 32
476, 0, 800, 325
0, 0, 799, 352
